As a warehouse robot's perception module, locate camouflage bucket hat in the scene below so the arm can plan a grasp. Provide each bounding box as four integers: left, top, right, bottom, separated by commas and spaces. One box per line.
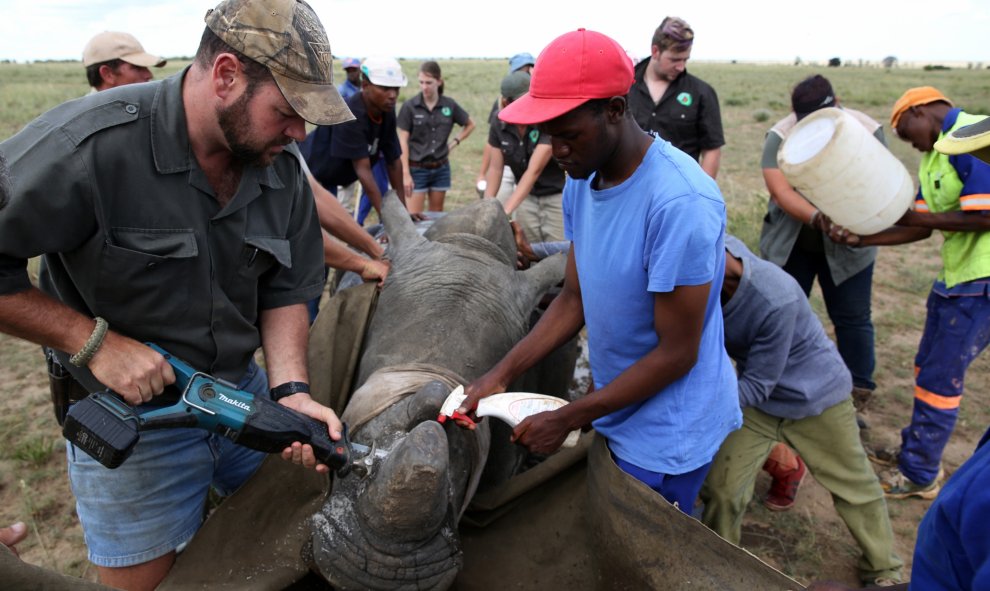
205, 0, 354, 125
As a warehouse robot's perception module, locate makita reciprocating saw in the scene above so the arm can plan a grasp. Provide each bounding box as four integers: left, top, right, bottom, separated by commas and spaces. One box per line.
62, 344, 376, 475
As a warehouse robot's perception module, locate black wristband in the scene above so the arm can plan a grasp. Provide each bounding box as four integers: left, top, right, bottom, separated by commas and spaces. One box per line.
270, 381, 310, 401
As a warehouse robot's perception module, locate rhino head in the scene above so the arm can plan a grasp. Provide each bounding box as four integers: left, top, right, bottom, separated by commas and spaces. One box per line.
310, 193, 566, 590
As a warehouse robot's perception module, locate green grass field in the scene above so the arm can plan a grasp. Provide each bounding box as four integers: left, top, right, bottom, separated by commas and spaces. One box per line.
1, 59, 989, 585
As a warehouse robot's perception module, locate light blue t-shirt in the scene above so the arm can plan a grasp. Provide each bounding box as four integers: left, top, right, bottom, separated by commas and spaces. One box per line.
563, 138, 741, 474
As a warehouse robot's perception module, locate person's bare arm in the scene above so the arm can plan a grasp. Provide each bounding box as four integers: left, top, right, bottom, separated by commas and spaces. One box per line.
511, 282, 712, 454
763, 167, 821, 226
700, 147, 722, 179
502, 144, 553, 215
321, 230, 389, 287
352, 157, 384, 215
309, 174, 383, 259
385, 158, 407, 206
260, 303, 343, 472
0, 288, 174, 405
459, 244, 585, 415
478, 143, 493, 185
398, 128, 414, 197
449, 117, 476, 150
898, 209, 990, 232
483, 148, 506, 199
828, 222, 932, 247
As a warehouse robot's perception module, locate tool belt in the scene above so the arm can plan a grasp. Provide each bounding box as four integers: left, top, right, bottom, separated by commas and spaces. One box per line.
409, 158, 448, 170
45, 347, 90, 426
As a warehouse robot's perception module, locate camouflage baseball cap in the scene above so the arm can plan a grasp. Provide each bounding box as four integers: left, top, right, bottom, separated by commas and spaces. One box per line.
205, 0, 354, 125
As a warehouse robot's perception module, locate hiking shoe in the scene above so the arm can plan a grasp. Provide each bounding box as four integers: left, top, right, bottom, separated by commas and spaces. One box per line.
880, 469, 940, 500
851, 386, 874, 411
764, 455, 807, 511
864, 576, 902, 587
866, 444, 900, 467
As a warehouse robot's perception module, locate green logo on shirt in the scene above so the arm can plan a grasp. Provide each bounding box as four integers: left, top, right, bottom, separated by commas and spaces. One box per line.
677, 92, 693, 106
529, 129, 540, 143
442, 106, 452, 117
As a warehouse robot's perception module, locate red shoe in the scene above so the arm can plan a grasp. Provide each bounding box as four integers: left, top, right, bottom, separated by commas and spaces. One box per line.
764, 455, 807, 511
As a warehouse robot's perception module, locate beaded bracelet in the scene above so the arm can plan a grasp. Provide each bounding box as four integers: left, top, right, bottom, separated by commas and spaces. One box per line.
69, 317, 108, 367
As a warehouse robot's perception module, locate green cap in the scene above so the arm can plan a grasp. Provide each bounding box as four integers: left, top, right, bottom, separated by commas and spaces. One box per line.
205, 0, 354, 125
500, 70, 531, 102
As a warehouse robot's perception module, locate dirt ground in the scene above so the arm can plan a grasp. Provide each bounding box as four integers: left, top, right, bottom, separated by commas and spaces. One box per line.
1, 238, 988, 588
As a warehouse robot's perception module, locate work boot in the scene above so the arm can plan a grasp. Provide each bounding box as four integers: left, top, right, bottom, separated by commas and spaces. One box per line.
763, 454, 807, 511
851, 386, 874, 411
865, 443, 900, 467
879, 468, 940, 500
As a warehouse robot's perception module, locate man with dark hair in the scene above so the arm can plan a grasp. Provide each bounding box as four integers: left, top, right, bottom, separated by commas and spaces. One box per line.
300, 56, 409, 221
701, 235, 902, 587
82, 31, 166, 91
760, 74, 884, 413
337, 57, 362, 99
0, 1, 350, 588
459, 29, 740, 513
628, 16, 724, 179
830, 87, 990, 500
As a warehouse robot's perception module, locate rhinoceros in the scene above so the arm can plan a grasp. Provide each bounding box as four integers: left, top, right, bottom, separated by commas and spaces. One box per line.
147, 193, 802, 591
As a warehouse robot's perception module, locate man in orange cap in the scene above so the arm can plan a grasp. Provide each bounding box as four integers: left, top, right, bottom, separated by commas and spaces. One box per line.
830, 87, 990, 500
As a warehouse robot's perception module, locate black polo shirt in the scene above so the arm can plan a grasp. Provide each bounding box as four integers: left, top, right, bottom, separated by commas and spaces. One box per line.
397, 94, 470, 162
488, 122, 565, 197
628, 58, 725, 161
300, 91, 401, 189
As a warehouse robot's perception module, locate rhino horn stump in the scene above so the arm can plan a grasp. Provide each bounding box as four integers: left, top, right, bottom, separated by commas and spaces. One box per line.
311, 421, 461, 590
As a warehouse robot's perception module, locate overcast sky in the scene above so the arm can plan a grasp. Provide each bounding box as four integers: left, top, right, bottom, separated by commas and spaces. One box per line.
0, 0, 987, 64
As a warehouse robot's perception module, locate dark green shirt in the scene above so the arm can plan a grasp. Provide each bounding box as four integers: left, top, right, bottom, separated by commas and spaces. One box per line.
0, 69, 325, 387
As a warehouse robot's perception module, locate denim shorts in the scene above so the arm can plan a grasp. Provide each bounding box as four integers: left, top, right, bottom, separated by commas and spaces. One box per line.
409, 162, 451, 193
66, 362, 269, 567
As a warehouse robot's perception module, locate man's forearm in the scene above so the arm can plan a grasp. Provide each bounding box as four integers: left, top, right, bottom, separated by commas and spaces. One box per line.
700, 147, 721, 179
900, 209, 990, 232
259, 304, 310, 386
0, 287, 95, 354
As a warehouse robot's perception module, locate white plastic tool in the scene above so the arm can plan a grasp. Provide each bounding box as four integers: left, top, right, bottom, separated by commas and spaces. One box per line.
437, 385, 580, 448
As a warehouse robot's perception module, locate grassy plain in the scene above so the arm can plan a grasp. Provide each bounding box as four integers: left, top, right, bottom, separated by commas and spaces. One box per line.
1, 59, 989, 586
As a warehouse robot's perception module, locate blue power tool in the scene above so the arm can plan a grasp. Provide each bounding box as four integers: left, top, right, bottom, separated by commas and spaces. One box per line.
62, 344, 372, 475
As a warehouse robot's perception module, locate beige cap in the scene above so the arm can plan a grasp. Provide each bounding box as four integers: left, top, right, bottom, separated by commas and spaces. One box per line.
82, 31, 166, 68
204, 0, 354, 126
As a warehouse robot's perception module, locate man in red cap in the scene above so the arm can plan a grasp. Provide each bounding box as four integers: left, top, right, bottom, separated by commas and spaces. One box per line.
458, 29, 740, 512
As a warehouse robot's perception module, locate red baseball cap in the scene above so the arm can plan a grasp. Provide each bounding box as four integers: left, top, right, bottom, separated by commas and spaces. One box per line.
499, 28, 634, 125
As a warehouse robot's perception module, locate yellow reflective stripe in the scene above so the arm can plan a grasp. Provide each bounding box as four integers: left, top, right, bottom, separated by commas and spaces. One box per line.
914, 386, 961, 410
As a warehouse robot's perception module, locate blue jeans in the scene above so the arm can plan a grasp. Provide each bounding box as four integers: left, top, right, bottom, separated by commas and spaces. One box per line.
67, 362, 269, 567
357, 156, 391, 226
783, 249, 876, 390
410, 162, 452, 192
614, 455, 713, 514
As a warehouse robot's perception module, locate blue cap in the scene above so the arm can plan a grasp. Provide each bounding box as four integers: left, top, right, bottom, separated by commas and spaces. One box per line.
508, 52, 535, 73
341, 57, 361, 69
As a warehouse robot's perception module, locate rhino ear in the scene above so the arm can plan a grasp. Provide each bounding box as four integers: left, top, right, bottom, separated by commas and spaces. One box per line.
381, 190, 426, 252
520, 252, 567, 302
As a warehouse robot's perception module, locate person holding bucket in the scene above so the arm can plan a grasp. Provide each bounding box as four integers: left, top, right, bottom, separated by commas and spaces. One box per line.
830, 87, 990, 500
760, 75, 885, 410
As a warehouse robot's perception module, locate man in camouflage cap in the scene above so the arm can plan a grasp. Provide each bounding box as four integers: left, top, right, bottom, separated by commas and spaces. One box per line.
0, 1, 351, 589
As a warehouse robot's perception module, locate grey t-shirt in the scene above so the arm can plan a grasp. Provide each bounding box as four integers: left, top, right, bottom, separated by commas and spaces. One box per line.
722, 236, 851, 419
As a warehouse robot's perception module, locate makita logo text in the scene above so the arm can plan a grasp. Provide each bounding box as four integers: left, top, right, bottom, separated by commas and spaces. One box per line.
218, 393, 251, 412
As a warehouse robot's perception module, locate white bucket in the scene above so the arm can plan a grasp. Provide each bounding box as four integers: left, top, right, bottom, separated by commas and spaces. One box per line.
778, 107, 914, 235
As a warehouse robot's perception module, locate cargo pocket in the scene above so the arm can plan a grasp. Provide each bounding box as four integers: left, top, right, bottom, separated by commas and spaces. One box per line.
96, 228, 198, 329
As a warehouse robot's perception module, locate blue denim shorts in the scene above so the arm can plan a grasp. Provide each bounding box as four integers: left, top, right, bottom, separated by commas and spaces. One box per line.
66, 362, 268, 567
409, 162, 451, 193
